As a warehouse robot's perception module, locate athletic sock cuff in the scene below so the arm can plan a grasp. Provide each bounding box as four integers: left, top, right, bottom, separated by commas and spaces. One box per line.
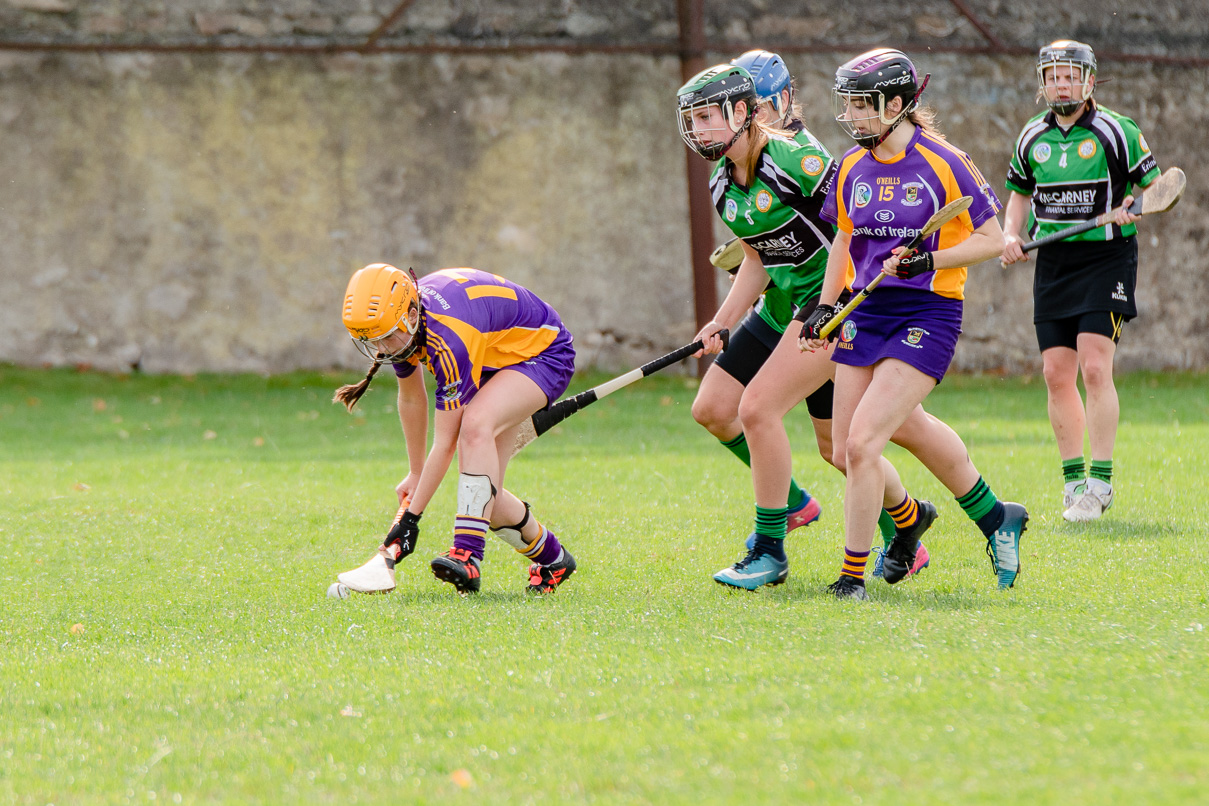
956, 476, 997, 523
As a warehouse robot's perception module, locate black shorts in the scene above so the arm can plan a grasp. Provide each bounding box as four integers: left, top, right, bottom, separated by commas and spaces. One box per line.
1033, 237, 1138, 322
1035, 311, 1126, 352
715, 310, 780, 386
715, 307, 835, 420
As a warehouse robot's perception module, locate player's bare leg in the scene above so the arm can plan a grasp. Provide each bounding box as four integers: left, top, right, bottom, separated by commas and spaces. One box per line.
1066, 333, 1118, 520
429, 370, 547, 593
694, 344, 819, 538
713, 329, 829, 590
691, 363, 744, 442
1042, 346, 1088, 506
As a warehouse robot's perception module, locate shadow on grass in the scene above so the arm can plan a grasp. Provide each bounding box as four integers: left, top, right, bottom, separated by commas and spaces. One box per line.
382, 589, 543, 606
781, 575, 1030, 612
1056, 519, 1180, 541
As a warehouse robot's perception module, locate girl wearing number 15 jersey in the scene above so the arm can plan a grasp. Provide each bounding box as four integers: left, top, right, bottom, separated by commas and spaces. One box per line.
802, 48, 1028, 598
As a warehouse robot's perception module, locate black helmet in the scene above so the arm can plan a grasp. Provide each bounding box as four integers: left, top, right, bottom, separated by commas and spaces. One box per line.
1037, 40, 1096, 116
677, 64, 759, 160
832, 48, 928, 150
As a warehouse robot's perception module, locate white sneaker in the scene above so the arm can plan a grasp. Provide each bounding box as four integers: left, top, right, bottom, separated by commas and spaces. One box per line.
1063, 492, 1102, 522
1085, 477, 1114, 513
1063, 480, 1086, 511
337, 550, 397, 593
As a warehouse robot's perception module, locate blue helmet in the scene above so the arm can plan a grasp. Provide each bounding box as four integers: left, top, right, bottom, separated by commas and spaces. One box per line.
731, 49, 792, 123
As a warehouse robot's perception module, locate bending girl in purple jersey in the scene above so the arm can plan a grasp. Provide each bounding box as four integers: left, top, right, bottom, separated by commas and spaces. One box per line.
332, 263, 578, 596
801, 49, 1029, 597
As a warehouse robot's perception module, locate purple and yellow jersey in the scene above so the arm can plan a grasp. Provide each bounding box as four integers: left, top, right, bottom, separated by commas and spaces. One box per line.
822, 127, 1001, 300
392, 268, 569, 411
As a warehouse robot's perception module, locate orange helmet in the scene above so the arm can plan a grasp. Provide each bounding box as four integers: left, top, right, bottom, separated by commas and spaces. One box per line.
342, 263, 423, 362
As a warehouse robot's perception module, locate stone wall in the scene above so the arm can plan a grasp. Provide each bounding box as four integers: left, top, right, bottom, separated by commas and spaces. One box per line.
0, 1, 1205, 373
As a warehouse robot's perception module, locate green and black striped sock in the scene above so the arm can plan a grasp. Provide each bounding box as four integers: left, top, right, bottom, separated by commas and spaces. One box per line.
1089, 459, 1113, 485
1062, 456, 1086, 484
957, 476, 1006, 538
753, 505, 788, 560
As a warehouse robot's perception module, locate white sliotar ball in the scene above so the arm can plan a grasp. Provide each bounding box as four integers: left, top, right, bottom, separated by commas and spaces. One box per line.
327, 582, 350, 599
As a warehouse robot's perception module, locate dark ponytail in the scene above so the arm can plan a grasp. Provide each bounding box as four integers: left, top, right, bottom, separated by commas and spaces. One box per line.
333, 360, 382, 412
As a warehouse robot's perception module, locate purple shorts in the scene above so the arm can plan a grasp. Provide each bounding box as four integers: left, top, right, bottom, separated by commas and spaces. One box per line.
483, 327, 576, 407
830, 287, 963, 382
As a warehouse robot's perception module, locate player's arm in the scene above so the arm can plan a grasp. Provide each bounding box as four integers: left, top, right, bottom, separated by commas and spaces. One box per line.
798, 228, 851, 350
395, 370, 429, 503
817, 228, 850, 307
890, 214, 1005, 273
405, 405, 463, 516
695, 240, 768, 354
1000, 191, 1033, 265
1114, 175, 1158, 228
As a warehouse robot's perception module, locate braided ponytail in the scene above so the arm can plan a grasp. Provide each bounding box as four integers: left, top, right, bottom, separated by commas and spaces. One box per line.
333, 360, 382, 412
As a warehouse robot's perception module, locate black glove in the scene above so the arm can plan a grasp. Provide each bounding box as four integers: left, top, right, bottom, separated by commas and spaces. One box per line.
799, 303, 840, 342
383, 510, 420, 564
894, 249, 934, 278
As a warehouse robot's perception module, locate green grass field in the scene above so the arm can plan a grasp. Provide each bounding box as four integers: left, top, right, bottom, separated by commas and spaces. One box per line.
2, 366, 1207, 804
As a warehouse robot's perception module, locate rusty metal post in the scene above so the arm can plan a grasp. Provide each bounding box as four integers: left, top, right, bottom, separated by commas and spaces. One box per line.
676, 0, 718, 376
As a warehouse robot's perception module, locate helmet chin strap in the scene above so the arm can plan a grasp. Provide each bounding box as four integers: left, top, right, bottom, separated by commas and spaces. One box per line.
861, 74, 930, 151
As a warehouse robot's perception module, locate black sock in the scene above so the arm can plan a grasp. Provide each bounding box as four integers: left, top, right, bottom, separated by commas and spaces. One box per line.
752, 534, 786, 561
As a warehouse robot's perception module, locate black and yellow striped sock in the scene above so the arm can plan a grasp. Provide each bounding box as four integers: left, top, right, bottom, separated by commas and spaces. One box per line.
841, 547, 870, 580
887, 494, 919, 532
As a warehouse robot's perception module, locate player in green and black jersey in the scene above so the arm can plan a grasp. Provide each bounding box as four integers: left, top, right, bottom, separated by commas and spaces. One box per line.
678, 61, 841, 589
691, 51, 830, 559
1001, 40, 1160, 523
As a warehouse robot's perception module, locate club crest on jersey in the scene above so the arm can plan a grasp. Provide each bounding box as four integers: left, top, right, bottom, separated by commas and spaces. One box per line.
1033, 143, 1051, 163
854, 183, 872, 208
801, 155, 825, 176
1078, 139, 1097, 159
1139, 133, 1150, 153
755, 190, 773, 212
841, 320, 857, 342
725, 198, 738, 222
902, 183, 923, 206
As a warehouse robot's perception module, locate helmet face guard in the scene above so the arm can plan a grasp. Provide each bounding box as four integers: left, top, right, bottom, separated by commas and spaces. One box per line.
1037, 40, 1096, 116
349, 315, 423, 364
731, 49, 793, 126
832, 48, 928, 150
342, 263, 424, 364
677, 65, 759, 160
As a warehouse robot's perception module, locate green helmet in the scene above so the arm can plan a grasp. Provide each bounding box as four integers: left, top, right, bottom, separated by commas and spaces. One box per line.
1037, 40, 1096, 116
677, 64, 758, 160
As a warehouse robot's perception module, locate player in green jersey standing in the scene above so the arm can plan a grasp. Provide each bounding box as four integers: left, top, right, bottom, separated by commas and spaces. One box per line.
1000, 40, 1160, 523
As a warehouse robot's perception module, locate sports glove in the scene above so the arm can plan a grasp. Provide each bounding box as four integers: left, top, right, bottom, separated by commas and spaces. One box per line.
894, 249, 934, 278
383, 510, 420, 563
799, 303, 840, 342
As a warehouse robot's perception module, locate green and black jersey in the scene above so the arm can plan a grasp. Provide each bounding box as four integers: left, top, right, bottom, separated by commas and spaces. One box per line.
1007, 105, 1159, 323
710, 127, 837, 324
1006, 105, 1159, 243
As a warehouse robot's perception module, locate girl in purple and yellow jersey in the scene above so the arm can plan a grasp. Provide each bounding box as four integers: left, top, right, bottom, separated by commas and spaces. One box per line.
333, 264, 577, 596
801, 49, 1029, 598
